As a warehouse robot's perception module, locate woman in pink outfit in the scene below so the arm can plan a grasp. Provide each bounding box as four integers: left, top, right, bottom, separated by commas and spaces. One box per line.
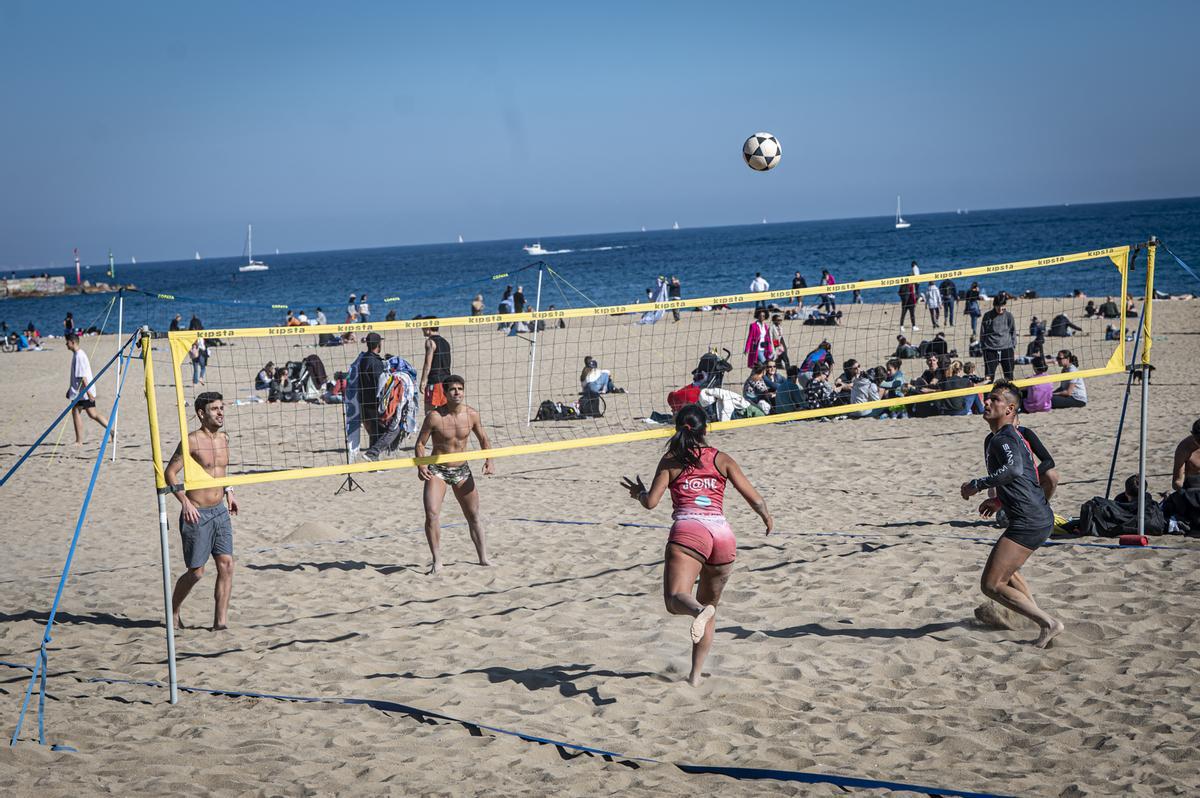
621, 404, 773, 686
743, 307, 774, 368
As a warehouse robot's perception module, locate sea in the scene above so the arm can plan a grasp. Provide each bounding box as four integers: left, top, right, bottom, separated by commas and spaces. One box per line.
4, 196, 1197, 337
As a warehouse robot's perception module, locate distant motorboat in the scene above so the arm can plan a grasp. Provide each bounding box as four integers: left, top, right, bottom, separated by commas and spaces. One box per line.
523, 242, 549, 255
239, 224, 269, 272
895, 195, 910, 230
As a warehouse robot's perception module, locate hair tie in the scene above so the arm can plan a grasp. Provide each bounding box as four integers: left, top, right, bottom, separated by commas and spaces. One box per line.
683, 422, 694, 431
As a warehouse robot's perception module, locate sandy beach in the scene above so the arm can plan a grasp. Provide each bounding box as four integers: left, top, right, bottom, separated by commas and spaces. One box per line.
1, 299, 1198, 797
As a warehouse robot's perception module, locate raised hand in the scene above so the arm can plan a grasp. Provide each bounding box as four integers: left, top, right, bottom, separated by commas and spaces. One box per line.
619, 474, 646, 500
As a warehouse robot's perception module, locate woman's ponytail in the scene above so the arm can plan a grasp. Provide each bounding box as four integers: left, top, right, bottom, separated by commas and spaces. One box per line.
667, 404, 708, 469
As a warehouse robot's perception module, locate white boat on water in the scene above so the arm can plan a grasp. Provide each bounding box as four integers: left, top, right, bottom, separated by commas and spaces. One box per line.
523, 242, 549, 255
672, 221, 680, 230
195, 251, 201, 260
239, 224, 269, 272
458, 234, 464, 244
894, 195, 910, 230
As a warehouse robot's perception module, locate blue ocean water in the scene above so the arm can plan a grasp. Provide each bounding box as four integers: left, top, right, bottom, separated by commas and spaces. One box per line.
4, 197, 1197, 336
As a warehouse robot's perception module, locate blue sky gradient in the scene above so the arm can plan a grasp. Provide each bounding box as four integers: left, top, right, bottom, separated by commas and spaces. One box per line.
2, 1, 1197, 266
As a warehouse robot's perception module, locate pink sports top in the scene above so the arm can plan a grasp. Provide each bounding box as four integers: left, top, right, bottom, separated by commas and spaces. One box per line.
668, 447, 727, 519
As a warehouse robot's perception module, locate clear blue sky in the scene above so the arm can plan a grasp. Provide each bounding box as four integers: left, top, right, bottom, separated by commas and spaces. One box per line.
2, 1, 1197, 267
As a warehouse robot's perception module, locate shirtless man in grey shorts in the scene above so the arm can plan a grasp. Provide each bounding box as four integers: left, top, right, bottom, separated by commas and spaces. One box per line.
165, 391, 238, 631
414, 375, 493, 574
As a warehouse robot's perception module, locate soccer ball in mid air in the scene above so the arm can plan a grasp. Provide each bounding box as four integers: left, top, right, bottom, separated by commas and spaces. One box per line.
742, 132, 782, 172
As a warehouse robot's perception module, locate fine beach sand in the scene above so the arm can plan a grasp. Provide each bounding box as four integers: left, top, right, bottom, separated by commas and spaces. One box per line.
1, 299, 1198, 796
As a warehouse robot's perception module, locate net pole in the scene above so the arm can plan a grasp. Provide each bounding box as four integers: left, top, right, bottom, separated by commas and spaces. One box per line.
112, 289, 124, 463
1137, 239, 1156, 538
524, 264, 544, 426
141, 333, 179, 704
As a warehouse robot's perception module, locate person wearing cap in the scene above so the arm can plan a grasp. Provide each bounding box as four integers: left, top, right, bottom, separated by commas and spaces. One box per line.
357, 333, 385, 446
580, 355, 622, 395
346, 294, 358, 323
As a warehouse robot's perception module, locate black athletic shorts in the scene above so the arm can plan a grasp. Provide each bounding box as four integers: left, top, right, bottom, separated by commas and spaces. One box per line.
1001, 526, 1051, 551
75, 399, 96, 410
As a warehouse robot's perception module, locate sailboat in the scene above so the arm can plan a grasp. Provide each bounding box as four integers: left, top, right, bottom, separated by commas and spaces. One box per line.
195, 251, 201, 260
131, 256, 137, 264
458, 234, 464, 244
672, 221, 680, 230
239, 224, 269, 272
894, 196, 910, 229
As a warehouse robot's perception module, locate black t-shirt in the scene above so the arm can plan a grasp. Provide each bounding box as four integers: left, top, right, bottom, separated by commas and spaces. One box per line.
357, 352, 384, 419
427, 334, 452, 385
792, 275, 807, 290
976, 425, 1055, 533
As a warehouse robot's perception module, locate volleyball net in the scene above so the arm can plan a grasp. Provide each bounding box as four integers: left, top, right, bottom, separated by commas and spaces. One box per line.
149, 245, 1137, 491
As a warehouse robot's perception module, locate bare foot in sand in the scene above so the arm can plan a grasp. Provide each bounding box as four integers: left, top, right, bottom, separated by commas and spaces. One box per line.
173, 614, 186, 631
1034, 618, 1064, 649
428, 560, 442, 575
690, 605, 715, 644
210, 623, 228, 632
478, 557, 491, 567
687, 671, 704, 688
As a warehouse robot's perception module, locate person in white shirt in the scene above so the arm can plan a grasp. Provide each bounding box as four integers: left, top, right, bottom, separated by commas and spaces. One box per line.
346, 294, 358, 322
315, 307, 327, 326
925, 282, 943, 328
749, 272, 770, 310
65, 333, 109, 445
358, 293, 371, 323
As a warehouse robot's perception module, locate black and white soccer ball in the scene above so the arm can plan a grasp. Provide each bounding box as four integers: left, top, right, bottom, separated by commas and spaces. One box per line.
742, 132, 782, 172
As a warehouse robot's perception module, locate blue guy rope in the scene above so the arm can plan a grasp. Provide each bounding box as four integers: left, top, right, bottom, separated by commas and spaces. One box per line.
0, 660, 1010, 797
1160, 243, 1200, 287
9, 340, 137, 747
0, 329, 140, 488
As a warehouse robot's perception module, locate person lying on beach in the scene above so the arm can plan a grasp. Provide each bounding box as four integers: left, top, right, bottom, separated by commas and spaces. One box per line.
621, 404, 772, 686
960, 381, 1064, 648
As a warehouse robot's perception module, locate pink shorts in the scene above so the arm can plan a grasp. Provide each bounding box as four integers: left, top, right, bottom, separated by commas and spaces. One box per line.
668, 515, 737, 565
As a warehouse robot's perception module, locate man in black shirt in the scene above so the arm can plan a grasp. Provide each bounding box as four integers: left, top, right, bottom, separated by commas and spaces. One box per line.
356, 333, 385, 447
960, 380, 1064, 648
419, 323, 453, 410
791, 271, 807, 308
668, 275, 682, 322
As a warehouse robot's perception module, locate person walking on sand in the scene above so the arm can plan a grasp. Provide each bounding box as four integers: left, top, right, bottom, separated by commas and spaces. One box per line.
165, 392, 238, 632
620, 404, 773, 686
960, 380, 1064, 648
414, 375, 494, 574
65, 333, 111, 445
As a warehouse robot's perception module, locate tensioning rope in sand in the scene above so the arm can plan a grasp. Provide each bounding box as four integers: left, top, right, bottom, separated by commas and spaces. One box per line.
0, 330, 140, 488
0, 659, 1011, 797
1159, 242, 1199, 287
8, 342, 136, 748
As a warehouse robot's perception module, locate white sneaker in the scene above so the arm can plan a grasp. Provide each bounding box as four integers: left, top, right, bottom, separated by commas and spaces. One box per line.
912, 325, 920, 331
899, 326, 907, 332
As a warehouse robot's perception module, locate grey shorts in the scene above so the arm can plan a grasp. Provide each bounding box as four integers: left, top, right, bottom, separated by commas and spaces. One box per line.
179, 503, 234, 568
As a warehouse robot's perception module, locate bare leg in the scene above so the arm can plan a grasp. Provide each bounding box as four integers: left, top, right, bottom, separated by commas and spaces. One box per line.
211, 554, 233, 631
452, 476, 490, 566
71, 407, 85, 445
84, 406, 112, 439
172, 565, 205, 628
690, 562, 733, 686
663, 545, 719, 686
422, 476, 448, 574
980, 537, 1064, 648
